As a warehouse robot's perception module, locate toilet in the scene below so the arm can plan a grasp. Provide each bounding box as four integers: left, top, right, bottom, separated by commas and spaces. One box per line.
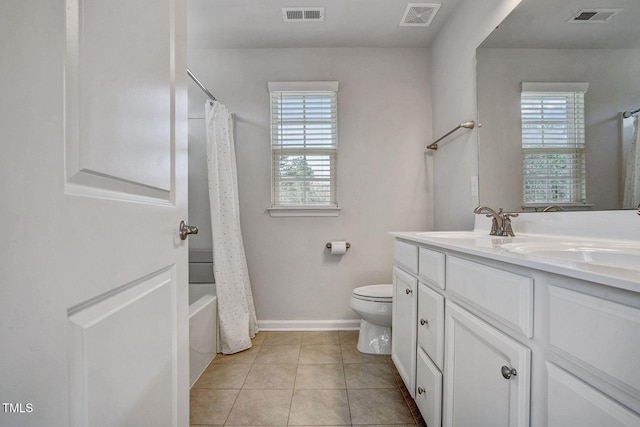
350, 284, 393, 354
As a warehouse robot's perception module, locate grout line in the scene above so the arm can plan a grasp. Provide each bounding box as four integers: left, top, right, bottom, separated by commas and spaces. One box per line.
221, 388, 241, 426
341, 342, 354, 426
289, 332, 302, 426
222, 336, 259, 426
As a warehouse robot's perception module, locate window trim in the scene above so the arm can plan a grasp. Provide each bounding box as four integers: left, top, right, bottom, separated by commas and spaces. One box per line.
268, 81, 339, 217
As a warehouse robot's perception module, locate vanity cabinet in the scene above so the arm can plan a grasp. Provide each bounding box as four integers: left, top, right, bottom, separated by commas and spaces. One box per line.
391, 234, 640, 427
394, 239, 530, 427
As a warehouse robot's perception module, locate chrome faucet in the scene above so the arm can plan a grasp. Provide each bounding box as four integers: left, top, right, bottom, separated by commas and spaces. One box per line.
473, 206, 519, 236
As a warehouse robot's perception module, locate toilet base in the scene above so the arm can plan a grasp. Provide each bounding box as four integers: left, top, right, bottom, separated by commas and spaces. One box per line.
356, 319, 391, 355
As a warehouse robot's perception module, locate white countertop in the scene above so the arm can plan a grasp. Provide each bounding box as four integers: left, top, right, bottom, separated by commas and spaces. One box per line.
390, 230, 640, 293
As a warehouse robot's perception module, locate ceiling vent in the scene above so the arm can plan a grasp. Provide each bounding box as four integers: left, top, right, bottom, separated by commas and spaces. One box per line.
567, 8, 623, 23
282, 7, 325, 22
400, 3, 441, 27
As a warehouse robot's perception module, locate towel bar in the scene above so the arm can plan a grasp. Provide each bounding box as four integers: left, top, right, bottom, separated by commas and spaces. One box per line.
427, 121, 475, 151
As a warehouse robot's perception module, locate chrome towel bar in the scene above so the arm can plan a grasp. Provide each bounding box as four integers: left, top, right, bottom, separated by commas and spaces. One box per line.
427, 121, 475, 151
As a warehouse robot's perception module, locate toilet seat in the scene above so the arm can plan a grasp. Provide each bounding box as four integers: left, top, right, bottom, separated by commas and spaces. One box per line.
352, 284, 392, 303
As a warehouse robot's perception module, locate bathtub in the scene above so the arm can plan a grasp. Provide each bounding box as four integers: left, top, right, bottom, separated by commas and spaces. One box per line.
189, 283, 217, 387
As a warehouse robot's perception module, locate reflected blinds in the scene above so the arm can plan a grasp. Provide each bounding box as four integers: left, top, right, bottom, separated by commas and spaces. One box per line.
270, 85, 338, 207
521, 84, 588, 205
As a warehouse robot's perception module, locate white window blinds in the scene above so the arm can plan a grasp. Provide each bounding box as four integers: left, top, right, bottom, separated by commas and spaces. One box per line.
269, 82, 338, 208
520, 82, 589, 205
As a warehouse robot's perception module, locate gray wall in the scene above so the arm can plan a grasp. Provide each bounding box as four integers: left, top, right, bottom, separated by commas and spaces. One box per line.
477, 48, 640, 211
429, 0, 523, 230
188, 48, 433, 325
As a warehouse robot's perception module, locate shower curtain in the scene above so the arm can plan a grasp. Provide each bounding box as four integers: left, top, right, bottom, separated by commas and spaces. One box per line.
623, 115, 640, 209
205, 100, 258, 354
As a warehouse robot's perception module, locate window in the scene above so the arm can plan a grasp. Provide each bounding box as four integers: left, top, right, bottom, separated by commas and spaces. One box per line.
520, 82, 589, 206
268, 81, 339, 217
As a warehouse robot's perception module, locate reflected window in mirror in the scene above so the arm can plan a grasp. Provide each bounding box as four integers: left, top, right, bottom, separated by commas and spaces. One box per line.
520, 82, 589, 208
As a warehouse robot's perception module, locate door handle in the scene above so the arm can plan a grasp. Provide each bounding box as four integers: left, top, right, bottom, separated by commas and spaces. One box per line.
179, 220, 199, 240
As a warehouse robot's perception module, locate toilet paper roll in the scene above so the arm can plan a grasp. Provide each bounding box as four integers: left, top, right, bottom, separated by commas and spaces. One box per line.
330, 241, 348, 255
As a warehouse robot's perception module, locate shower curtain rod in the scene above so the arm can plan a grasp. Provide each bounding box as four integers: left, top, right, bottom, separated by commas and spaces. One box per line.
187, 68, 217, 102
623, 107, 640, 118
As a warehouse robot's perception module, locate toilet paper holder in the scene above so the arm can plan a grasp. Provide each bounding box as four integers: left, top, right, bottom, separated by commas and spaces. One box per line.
325, 242, 351, 250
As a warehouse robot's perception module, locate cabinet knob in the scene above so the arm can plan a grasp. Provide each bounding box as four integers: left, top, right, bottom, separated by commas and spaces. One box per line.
417, 387, 425, 395
501, 365, 518, 379
420, 318, 428, 326
405, 288, 412, 295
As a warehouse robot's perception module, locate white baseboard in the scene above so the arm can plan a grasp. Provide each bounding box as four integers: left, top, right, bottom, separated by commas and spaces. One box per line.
258, 319, 361, 331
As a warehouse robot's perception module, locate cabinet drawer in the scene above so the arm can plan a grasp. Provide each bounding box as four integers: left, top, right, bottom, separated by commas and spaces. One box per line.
418, 247, 445, 289
416, 347, 442, 427
417, 283, 445, 370
394, 239, 418, 274
549, 285, 640, 405
447, 256, 533, 338
547, 363, 640, 427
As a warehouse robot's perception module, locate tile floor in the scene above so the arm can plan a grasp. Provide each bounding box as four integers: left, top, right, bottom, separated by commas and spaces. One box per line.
190, 331, 426, 426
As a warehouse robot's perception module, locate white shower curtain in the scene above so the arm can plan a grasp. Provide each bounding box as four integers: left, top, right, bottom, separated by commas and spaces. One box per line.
623, 116, 640, 209
205, 100, 258, 354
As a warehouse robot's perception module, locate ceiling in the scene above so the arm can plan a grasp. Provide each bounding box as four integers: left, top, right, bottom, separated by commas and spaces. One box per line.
187, 0, 463, 49
481, 0, 640, 49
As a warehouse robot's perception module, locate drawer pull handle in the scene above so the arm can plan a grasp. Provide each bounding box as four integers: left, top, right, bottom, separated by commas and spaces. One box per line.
420, 318, 428, 326
417, 387, 425, 395
405, 288, 412, 295
501, 366, 517, 380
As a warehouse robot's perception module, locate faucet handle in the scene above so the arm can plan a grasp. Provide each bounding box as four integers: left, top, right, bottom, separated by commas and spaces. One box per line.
489, 217, 500, 236
499, 210, 518, 237
502, 215, 516, 237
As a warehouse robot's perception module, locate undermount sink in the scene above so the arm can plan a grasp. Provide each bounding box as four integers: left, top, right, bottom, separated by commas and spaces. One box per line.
500, 241, 640, 271
416, 231, 486, 239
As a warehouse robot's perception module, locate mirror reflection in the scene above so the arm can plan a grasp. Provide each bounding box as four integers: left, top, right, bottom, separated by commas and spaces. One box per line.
476, 0, 640, 212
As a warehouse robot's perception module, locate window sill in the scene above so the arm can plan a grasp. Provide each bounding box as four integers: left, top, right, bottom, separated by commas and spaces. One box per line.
268, 206, 341, 217
522, 203, 594, 212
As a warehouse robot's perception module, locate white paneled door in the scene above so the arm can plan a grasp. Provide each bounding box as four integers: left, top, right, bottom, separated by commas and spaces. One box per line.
0, 0, 188, 426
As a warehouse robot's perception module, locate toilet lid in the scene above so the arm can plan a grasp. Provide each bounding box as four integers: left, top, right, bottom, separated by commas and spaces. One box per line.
353, 284, 392, 301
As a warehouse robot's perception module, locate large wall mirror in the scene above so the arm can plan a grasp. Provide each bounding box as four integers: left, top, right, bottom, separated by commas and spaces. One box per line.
477, 0, 640, 212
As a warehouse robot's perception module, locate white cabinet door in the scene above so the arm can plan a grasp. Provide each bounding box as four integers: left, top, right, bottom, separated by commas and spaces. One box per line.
0, 1, 188, 426
392, 266, 418, 397
444, 302, 531, 427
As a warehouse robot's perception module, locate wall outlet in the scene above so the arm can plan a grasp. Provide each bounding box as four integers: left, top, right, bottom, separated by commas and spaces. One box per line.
471, 175, 478, 197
